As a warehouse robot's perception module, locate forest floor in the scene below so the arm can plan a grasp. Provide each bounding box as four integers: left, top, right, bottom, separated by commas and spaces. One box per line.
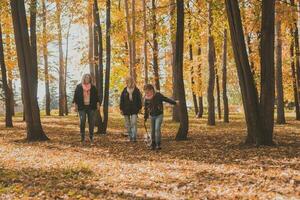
0, 112, 299, 200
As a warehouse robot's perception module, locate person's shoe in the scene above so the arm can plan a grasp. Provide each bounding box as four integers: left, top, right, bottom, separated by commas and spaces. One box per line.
156, 146, 161, 150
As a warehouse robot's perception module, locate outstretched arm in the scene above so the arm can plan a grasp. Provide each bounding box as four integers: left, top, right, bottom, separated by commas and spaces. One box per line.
160, 93, 176, 105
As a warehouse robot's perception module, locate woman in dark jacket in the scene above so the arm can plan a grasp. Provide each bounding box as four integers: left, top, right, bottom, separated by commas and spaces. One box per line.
144, 84, 178, 150
120, 77, 142, 142
73, 74, 99, 145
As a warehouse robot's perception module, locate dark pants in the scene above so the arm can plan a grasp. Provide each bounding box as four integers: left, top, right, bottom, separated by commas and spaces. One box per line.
79, 108, 95, 142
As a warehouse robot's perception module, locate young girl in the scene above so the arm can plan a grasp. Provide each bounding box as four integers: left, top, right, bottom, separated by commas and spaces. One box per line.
144, 84, 178, 150
73, 74, 100, 145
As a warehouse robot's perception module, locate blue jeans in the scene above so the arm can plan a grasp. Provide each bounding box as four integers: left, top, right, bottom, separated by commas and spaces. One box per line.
124, 114, 137, 141
79, 108, 95, 142
150, 114, 163, 147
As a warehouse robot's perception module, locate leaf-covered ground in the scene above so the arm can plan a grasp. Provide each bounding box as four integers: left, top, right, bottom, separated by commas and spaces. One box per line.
0, 112, 299, 199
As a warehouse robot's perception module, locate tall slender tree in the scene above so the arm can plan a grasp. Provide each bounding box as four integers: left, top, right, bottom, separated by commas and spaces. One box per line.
291, 0, 300, 118
6, 34, 15, 116
290, 37, 300, 120
0, 20, 13, 127
131, 0, 136, 81
88, 1, 94, 77
42, 0, 50, 116
56, 0, 65, 116
142, 0, 148, 84
10, 0, 48, 141
275, 20, 285, 124
197, 46, 204, 118
152, 0, 160, 91
170, 0, 180, 122
103, 0, 111, 134
29, 0, 38, 97
207, 1, 216, 126
93, 0, 104, 134
175, 0, 188, 141
124, 0, 133, 78
222, 29, 229, 123
188, 1, 198, 116
259, 0, 275, 144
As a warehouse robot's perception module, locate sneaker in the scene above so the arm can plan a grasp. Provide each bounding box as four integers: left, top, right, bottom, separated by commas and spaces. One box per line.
156, 146, 161, 150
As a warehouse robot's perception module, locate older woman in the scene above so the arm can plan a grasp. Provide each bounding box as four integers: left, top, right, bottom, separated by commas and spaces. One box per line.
73, 74, 99, 145
120, 77, 142, 142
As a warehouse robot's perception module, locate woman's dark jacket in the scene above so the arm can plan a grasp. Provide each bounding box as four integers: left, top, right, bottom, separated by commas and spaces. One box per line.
144, 92, 176, 120
120, 87, 142, 115
73, 84, 99, 110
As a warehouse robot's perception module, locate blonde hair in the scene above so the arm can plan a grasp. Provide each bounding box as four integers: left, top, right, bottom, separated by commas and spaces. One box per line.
81, 73, 92, 84
125, 76, 135, 88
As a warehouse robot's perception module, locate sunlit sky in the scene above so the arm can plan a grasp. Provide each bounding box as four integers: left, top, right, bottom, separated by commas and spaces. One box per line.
36, 23, 89, 102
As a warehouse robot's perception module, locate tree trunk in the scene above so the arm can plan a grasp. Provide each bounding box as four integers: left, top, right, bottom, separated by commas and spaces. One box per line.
259, 0, 275, 145
222, 29, 229, 123
216, 68, 221, 120
275, 20, 285, 124
8, 79, 15, 116
64, 16, 72, 116
88, 1, 94, 78
152, 0, 160, 91
30, 0, 38, 97
291, 36, 300, 120
207, 1, 216, 126
0, 21, 13, 127
142, 0, 148, 84
103, 0, 111, 134
175, 0, 189, 141
56, 0, 65, 116
42, 0, 51, 116
131, 0, 136, 82
6, 34, 15, 116
188, 2, 198, 116
170, 0, 180, 122
124, 0, 133, 78
294, 26, 300, 120
225, 0, 263, 145
196, 46, 204, 118
93, 0, 104, 134
292, 0, 300, 119
198, 96, 203, 118
10, 0, 48, 141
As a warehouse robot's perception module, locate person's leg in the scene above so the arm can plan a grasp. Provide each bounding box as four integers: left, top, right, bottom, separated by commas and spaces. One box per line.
124, 115, 132, 140
155, 114, 163, 149
131, 114, 137, 142
87, 109, 95, 143
150, 116, 156, 149
78, 110, 87, 143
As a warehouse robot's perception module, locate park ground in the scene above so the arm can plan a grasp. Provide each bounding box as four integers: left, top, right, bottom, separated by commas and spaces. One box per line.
0, 111, 299, 199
